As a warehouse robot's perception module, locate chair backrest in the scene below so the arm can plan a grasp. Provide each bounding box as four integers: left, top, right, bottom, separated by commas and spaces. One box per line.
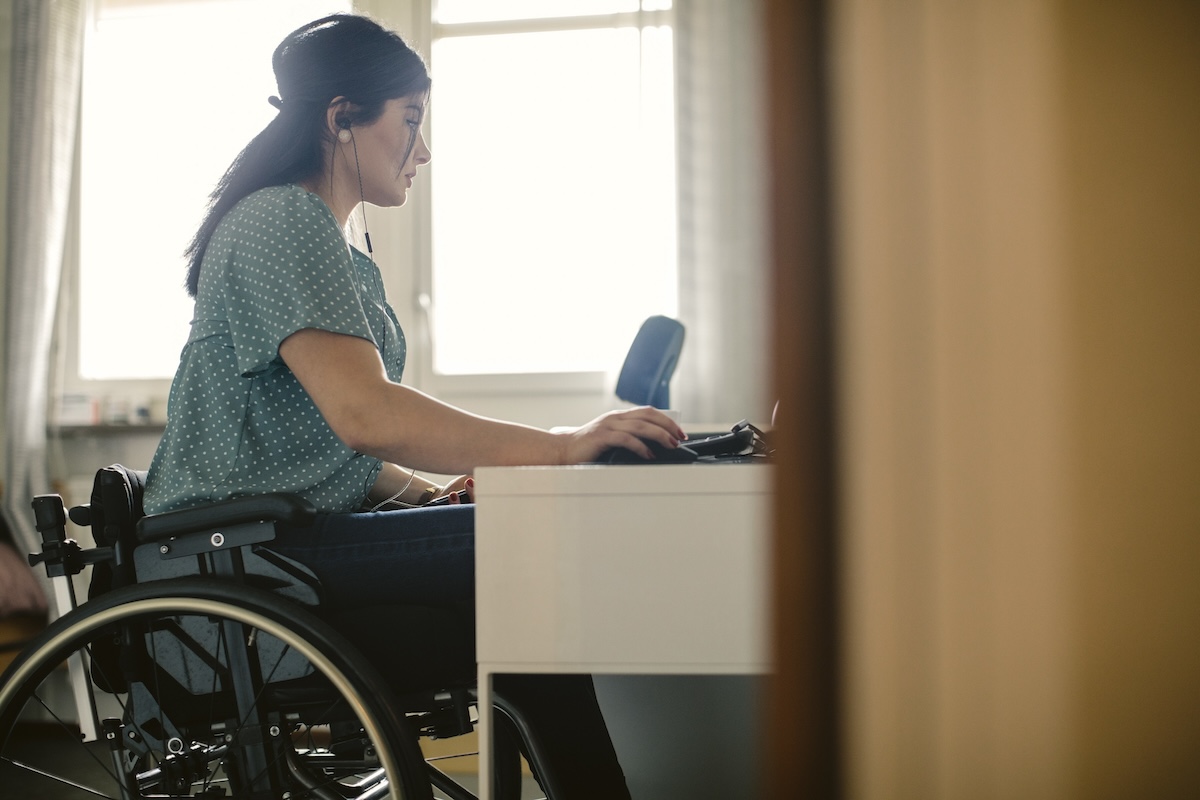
65, 464, 147, 597
615, 315, 685, 409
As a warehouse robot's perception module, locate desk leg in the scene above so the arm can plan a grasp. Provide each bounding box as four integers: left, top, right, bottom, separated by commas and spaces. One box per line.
477, 666, 493, 800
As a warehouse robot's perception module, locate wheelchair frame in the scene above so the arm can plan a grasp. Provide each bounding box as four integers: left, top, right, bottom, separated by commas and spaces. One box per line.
0, 467, 530, 799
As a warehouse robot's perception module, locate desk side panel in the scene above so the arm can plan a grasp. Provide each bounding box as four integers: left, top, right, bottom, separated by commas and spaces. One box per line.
476, 467, 770, 673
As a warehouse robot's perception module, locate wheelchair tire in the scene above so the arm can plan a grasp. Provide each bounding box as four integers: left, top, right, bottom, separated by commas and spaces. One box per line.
0, 577, 434, 799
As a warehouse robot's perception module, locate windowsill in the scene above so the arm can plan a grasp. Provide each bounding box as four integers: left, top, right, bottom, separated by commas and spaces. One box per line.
48, 423, 167, 437
423, 370, 610, 396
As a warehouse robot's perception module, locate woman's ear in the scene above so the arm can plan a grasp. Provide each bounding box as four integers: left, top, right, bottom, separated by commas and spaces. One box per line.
325, 96, 354, 140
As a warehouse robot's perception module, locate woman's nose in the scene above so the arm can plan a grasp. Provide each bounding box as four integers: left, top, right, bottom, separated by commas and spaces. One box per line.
416, 132, 431, 165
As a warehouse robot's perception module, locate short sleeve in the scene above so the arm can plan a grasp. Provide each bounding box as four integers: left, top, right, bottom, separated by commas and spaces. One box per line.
208, 187, 376, 377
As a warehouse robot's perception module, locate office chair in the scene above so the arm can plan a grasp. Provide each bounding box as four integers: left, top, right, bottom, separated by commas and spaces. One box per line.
0, 464, 532, 799
614, 315, 685, 409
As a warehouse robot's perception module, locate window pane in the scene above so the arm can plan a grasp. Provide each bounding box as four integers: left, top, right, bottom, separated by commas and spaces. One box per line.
78, 0, 346, 380
430, 26, 677, 375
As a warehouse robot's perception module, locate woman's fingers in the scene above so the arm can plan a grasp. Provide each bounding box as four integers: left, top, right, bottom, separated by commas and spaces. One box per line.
564, 407, 687, 463
434, 475, 475, 505
602, 408, 685, 447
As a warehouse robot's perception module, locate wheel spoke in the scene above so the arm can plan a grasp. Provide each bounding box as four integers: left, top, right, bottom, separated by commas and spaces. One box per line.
1, 579, 424, 799
1, 755, 121, 800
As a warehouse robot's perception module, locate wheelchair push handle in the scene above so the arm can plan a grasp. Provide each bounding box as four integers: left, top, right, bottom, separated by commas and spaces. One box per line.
31, 494, 67, 544
28, 494, 113, 578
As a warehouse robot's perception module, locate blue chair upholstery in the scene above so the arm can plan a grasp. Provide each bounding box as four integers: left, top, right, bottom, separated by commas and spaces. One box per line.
615, 316, 685, 409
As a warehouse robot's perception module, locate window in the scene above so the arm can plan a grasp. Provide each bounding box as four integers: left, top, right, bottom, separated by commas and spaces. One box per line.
73, 0, 677, 387
76, 0, 349, 380
427, 0, 677, 376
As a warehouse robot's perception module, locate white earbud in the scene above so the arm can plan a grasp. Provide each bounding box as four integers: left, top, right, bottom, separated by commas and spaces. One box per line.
338, 128, 352, 143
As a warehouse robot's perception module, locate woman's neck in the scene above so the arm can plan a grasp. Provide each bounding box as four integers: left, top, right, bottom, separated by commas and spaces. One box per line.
299, 175, 356, 228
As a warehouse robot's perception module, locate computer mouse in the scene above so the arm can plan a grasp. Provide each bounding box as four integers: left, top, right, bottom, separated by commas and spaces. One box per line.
599, 439, 700, 465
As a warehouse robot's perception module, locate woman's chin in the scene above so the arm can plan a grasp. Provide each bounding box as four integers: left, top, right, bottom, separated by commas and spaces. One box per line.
366, 192, 406, 210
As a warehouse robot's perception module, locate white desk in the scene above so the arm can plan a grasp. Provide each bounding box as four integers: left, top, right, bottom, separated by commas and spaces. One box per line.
474, 462, 771, 798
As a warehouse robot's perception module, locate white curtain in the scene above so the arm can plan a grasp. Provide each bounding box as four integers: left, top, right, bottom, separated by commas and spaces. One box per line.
2, 0, 86, 572
673, 0, 771, 426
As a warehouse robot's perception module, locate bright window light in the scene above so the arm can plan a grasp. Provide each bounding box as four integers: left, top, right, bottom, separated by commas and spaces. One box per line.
430, 20, 677, 375
435, 1, 662, 24
78, 0, 347, 380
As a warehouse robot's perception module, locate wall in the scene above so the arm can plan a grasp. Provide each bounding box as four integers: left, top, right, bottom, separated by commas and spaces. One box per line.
1059, 1, 1200, 794
833, 1, 1199, 797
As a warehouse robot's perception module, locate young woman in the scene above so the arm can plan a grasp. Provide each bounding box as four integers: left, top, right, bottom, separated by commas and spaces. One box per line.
143, 12, 685, 799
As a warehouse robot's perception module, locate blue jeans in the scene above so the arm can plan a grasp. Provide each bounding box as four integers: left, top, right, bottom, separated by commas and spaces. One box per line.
269, 505, 476, 616
268, 506, 630, 800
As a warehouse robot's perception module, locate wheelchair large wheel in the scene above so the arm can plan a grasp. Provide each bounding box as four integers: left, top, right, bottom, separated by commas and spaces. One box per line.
0, 577, 433, 799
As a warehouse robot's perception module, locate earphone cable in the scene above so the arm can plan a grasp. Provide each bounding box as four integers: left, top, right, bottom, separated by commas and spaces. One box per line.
368, 466, 419, 511
347, 129, 373, 255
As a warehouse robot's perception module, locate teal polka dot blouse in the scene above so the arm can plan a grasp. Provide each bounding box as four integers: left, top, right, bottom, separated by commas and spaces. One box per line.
144, 185, 405, 514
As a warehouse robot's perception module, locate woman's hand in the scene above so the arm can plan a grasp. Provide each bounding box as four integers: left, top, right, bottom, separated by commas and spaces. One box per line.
556, 407, 687, 464
432, 475, 475, 504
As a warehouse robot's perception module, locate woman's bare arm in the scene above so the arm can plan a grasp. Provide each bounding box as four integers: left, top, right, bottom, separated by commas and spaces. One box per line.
279, 328, 685, 474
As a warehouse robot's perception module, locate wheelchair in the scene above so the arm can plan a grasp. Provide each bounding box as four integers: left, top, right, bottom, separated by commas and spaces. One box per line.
0, 464, 541, 799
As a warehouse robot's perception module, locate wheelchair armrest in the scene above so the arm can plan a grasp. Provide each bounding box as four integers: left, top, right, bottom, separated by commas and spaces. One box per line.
136, 493, 317, 544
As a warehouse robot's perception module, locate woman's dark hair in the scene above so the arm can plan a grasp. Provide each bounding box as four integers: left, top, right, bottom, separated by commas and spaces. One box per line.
184, 13, 430, 296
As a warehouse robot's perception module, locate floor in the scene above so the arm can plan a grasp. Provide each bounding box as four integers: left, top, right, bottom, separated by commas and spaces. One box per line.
2, 721, 544, 799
